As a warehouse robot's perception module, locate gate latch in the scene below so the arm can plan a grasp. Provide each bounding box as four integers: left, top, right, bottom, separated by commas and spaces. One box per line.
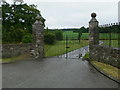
66, 47, 70, 48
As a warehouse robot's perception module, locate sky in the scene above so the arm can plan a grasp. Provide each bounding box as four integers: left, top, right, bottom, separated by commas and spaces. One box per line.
5, 0, 119, 29
118, 1, 120, 22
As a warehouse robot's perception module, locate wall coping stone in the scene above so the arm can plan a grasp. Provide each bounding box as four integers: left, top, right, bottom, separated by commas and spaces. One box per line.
93, 45, 120, 50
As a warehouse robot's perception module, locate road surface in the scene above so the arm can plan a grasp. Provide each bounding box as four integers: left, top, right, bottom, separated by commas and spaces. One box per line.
2, 55, 119, 88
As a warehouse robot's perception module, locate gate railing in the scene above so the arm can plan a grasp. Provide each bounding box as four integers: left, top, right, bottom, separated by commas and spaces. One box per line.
99, 22, 120, 48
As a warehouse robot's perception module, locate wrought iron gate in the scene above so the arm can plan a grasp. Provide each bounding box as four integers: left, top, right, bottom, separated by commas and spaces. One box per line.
58, 30, 87, 59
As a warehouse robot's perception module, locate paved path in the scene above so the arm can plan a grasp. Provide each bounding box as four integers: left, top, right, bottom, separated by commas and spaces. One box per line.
58, 41, 103, 59
2, 56, 119, 88
58, 46, 89, 59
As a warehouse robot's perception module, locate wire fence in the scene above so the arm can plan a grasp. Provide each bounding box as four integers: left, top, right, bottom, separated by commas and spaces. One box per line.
99, 22, 120, 48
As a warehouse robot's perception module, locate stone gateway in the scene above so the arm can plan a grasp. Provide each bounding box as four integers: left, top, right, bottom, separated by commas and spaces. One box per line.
32, 16, 45, 59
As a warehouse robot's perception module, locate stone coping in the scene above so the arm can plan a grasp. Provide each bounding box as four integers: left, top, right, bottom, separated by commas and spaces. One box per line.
94, 45, 120, 50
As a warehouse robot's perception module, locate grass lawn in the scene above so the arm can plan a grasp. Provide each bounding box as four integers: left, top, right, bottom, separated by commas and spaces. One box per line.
63, 31, 119, 48
99, 33, 118, 40
44, 40, 88, 57
63, 31, 79, 39
63, 31, 89, 39
1, 54, 30, 63
83, 52, 89, 58
102, 40, 119, 48
63, 31, 119, 40
91, 61, 120, 80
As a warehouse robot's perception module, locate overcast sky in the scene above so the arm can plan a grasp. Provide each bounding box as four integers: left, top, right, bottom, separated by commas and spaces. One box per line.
6, 0, 119, 29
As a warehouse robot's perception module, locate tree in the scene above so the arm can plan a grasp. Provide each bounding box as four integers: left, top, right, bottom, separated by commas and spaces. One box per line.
80, 26, 88, 33
55, 30, 63, 40
44, 31, 56, 44
2, 3, 45, 43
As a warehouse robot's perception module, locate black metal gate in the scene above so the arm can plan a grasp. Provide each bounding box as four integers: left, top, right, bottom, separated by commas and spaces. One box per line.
58, 30, 88, 59
44, 29, 89, 59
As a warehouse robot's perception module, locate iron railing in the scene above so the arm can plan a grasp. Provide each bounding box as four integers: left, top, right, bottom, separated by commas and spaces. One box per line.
99, 22, 120, 48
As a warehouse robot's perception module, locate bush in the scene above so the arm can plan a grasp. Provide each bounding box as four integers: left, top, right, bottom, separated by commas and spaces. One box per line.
44, 31, 56, 44
55, 30, 63, 40
2, 28, 24, 43
22, 34, 33, 43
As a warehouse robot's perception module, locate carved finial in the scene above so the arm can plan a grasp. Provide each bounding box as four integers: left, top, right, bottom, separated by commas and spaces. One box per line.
36, 16, 42, 21
91, 13, 97, 18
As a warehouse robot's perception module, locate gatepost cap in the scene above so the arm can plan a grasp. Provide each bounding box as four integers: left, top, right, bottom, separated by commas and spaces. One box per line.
91, 13, 97, 18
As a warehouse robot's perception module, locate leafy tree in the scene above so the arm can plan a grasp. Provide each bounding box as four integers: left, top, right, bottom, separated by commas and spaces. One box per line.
22, 33, 33, 43
2, 2, 45, 43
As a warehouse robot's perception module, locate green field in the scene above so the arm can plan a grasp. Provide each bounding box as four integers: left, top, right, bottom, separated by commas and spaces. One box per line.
63, 31, 119, 40
99, 33, 118, 40
63, 31, 80, 39
44, 40, 88, 57
63, 31, 119, 48
45, 31, 119, 57
102, 40, 119, 48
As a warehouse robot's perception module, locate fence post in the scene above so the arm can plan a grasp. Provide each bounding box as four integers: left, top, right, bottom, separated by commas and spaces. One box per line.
32, 16, 44, 59
89, 13, 99, 59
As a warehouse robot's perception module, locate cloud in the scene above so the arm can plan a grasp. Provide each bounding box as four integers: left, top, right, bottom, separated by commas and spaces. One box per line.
35, 2, 118, 28
118, 1, 120, 22
5, 0, 118, 28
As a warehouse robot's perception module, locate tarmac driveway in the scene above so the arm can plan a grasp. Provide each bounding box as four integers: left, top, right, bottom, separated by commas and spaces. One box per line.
2, 56, 119, 88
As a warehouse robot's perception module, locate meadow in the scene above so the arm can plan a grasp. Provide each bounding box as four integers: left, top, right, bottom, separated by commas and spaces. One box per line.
44, 40, 88, 57
63, 31, 119, 48
102, 40, 119, 48
44, 31, 119, 57
63, 31, 118, 40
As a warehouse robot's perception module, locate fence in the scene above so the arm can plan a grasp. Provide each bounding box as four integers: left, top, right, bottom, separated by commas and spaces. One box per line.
89, 13, 120, 68
99, 22, 120, 48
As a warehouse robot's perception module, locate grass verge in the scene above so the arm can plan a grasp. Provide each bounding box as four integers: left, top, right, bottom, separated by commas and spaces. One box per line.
83, 52, 89, 59
1, 54, 30, 63
83, 52, 120, 80
91, 61, 120, 80
102, 40, 118, 48
63, 32, 118, 40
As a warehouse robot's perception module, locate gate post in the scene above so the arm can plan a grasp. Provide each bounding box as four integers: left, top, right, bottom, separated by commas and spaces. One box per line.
32, 16, 44, 59
89, 13, 99, 59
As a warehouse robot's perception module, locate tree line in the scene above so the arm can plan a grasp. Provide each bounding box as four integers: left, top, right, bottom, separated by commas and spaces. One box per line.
2, 1, 45, 43
2, 1, 119, 44
99, 25, 120, 33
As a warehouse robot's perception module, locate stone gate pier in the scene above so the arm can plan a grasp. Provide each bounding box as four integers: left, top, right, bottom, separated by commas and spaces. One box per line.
89, 13, 99, 59
89, 13, 120, 68
32, 16, 45, 59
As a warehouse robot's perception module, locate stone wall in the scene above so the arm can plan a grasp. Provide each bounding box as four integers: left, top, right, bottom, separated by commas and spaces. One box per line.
2, 44, 32, 58
90, 45, 120, 68
89, 13, 120, 68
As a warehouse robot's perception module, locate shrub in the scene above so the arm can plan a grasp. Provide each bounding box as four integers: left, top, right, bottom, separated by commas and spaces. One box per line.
22, 34, 33, 43
44, 31, 55, 44
2, 28, 24, 43
55, 30, 63, 40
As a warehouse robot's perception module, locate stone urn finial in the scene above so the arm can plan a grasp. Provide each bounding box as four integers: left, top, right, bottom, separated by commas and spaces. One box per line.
91, 13, 97, 18
36, 15, 42, 21
35, 15, 43, 25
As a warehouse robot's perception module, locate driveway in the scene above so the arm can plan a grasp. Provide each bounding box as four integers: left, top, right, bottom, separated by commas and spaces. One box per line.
2, 56, 119, 88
